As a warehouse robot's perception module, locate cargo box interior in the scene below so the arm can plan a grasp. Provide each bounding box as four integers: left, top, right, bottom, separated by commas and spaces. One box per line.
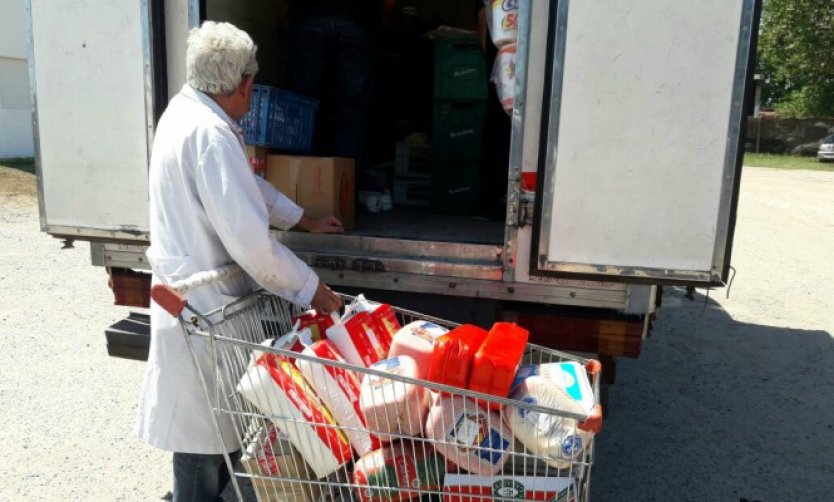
206, 0, 508, 246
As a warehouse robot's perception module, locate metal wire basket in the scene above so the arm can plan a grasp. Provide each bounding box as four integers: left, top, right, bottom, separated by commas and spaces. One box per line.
152, 265, 602, 502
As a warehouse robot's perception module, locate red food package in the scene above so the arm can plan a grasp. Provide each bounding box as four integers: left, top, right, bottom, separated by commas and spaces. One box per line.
292, 310, 337, 341
368, 303, 400, 352
326, 310, 388, 367
467, 322, 529, 410
427, 325, 489, 391
353, 441, 445, 502
350, 295, 401, 353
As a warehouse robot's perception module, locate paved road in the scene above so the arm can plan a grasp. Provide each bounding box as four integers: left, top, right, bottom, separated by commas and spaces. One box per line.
592, 168, 834, 501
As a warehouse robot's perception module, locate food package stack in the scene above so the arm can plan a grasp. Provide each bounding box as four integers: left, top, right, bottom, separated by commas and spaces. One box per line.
240, 425, 322, 502
485, 0, 519, 115
234, 294, 600, 499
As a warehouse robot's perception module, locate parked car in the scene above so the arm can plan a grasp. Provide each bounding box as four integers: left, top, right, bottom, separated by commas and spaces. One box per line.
818, 134, 834, 162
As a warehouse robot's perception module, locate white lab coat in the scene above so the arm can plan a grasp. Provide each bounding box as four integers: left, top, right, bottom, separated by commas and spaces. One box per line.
135, 85, 319, 454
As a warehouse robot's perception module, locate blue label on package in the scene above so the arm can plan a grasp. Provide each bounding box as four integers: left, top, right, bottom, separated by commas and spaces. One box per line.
562, 435, 583, 457
510, 364, 539, 393
478, 429, 511, 465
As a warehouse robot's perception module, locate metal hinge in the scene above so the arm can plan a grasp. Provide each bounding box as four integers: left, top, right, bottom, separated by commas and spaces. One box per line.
508, 188, 535, 227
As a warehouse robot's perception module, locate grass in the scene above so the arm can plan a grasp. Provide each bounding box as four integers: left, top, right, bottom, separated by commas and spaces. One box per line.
0, 157, 35, 174
4, 154, 831, 175
743, 153, 834, 172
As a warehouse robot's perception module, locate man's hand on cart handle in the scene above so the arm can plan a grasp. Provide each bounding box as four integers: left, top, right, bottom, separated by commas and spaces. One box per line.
298, 214, 344, 233
311, 281, 342, 314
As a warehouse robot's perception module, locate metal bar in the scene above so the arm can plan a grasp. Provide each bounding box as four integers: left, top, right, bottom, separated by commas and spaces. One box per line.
24, 0, 48, 233
711, 0, 759, 284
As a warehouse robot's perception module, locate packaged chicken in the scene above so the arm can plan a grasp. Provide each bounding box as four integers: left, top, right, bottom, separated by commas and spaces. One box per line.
353, 441, 445, 502
388, 321, 449, 380
359, 356, 430, 441
427, 325, 488, 390
237, 353, 353, 478
468, 322, 529, 410
424, 394, 513, 475
296, 340, 379, 456
511, 361, 596, 413
505, 376, 592, 469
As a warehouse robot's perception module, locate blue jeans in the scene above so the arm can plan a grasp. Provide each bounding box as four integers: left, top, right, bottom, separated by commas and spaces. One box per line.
173, 450, 241, 502
290, 17, 374, 160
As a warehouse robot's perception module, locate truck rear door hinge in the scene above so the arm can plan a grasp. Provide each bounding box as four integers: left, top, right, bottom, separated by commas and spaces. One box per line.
508, 189, 535, 227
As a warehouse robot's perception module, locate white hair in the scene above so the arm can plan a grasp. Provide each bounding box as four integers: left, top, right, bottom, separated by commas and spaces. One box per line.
186, 21, 259, 96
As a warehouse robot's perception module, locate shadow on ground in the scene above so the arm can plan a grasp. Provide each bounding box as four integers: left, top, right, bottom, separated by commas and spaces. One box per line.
592, 288, 834, 501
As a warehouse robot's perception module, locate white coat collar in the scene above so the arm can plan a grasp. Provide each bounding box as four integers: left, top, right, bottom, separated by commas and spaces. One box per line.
180, 84, 245, 140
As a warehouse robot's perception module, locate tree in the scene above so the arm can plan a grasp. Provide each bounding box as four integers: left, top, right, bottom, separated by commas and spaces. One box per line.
758, 0, 834, 117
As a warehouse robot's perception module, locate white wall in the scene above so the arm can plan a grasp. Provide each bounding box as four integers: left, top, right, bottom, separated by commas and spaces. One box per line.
0, 0, 34, 157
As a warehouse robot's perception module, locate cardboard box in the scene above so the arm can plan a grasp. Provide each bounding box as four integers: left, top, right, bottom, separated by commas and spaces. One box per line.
443, 474, 578, 502
245, 144, 268, 177
266, 156, 355, 229
241, 425, 321, 502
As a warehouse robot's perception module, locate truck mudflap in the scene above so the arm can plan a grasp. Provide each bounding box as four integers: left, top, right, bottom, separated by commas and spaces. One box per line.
108, 268, 151, 308
503, 310, 646, 359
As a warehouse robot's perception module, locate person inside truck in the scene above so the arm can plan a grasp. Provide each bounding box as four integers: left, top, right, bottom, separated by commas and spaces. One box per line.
288, 0, 397, 162
474, 1, 511, 221
135, 21, 344, 502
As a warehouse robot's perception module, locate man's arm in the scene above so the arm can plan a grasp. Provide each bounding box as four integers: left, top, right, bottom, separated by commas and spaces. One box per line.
254, 174, 344, 233
194, 132, 320, 306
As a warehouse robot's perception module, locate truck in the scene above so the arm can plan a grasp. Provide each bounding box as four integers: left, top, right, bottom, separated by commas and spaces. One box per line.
25, 0, 761, 392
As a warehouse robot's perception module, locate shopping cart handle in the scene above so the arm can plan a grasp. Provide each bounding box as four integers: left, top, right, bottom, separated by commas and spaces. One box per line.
151, 284, 188, 317
585, 359, 602, 376
578, 404, 603, 434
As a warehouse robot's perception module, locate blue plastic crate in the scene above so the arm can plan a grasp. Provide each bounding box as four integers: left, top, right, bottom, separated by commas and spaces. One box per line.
240, 85, 318, 152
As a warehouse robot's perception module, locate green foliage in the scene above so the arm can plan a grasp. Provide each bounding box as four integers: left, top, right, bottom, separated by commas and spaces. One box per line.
744, 153, 834, 171
0, 157, 35, 174
758, 0, 834, 117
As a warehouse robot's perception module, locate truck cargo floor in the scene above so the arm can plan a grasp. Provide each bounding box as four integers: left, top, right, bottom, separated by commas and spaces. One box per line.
348, 208, 504, 244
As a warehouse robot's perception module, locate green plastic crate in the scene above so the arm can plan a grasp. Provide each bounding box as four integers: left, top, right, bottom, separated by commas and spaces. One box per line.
434, 38, 488, 101
430, 161, 480, 215
432, 101, 486, 160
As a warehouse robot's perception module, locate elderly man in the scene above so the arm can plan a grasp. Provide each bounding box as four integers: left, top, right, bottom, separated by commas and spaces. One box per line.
135, 21, 342, 501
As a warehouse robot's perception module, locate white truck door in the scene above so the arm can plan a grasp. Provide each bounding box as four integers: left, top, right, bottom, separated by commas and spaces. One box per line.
528, 0, 759, 285
27, 0, 164, 242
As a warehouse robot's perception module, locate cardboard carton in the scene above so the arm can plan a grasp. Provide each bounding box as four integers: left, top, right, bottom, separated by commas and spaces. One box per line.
240, 425, 321, 502
266, 156, 355, 229
443, 474, 578, 502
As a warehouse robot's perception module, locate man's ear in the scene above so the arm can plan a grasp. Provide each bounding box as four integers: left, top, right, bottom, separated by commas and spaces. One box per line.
239, 75, 255, 97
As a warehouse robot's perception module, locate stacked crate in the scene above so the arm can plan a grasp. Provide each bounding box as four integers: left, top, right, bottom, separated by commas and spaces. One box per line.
429, 36, 487, 215
392, 142, 432, 207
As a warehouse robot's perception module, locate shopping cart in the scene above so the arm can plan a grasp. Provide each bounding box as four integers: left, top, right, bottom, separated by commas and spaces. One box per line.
152, 264, 603, 502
